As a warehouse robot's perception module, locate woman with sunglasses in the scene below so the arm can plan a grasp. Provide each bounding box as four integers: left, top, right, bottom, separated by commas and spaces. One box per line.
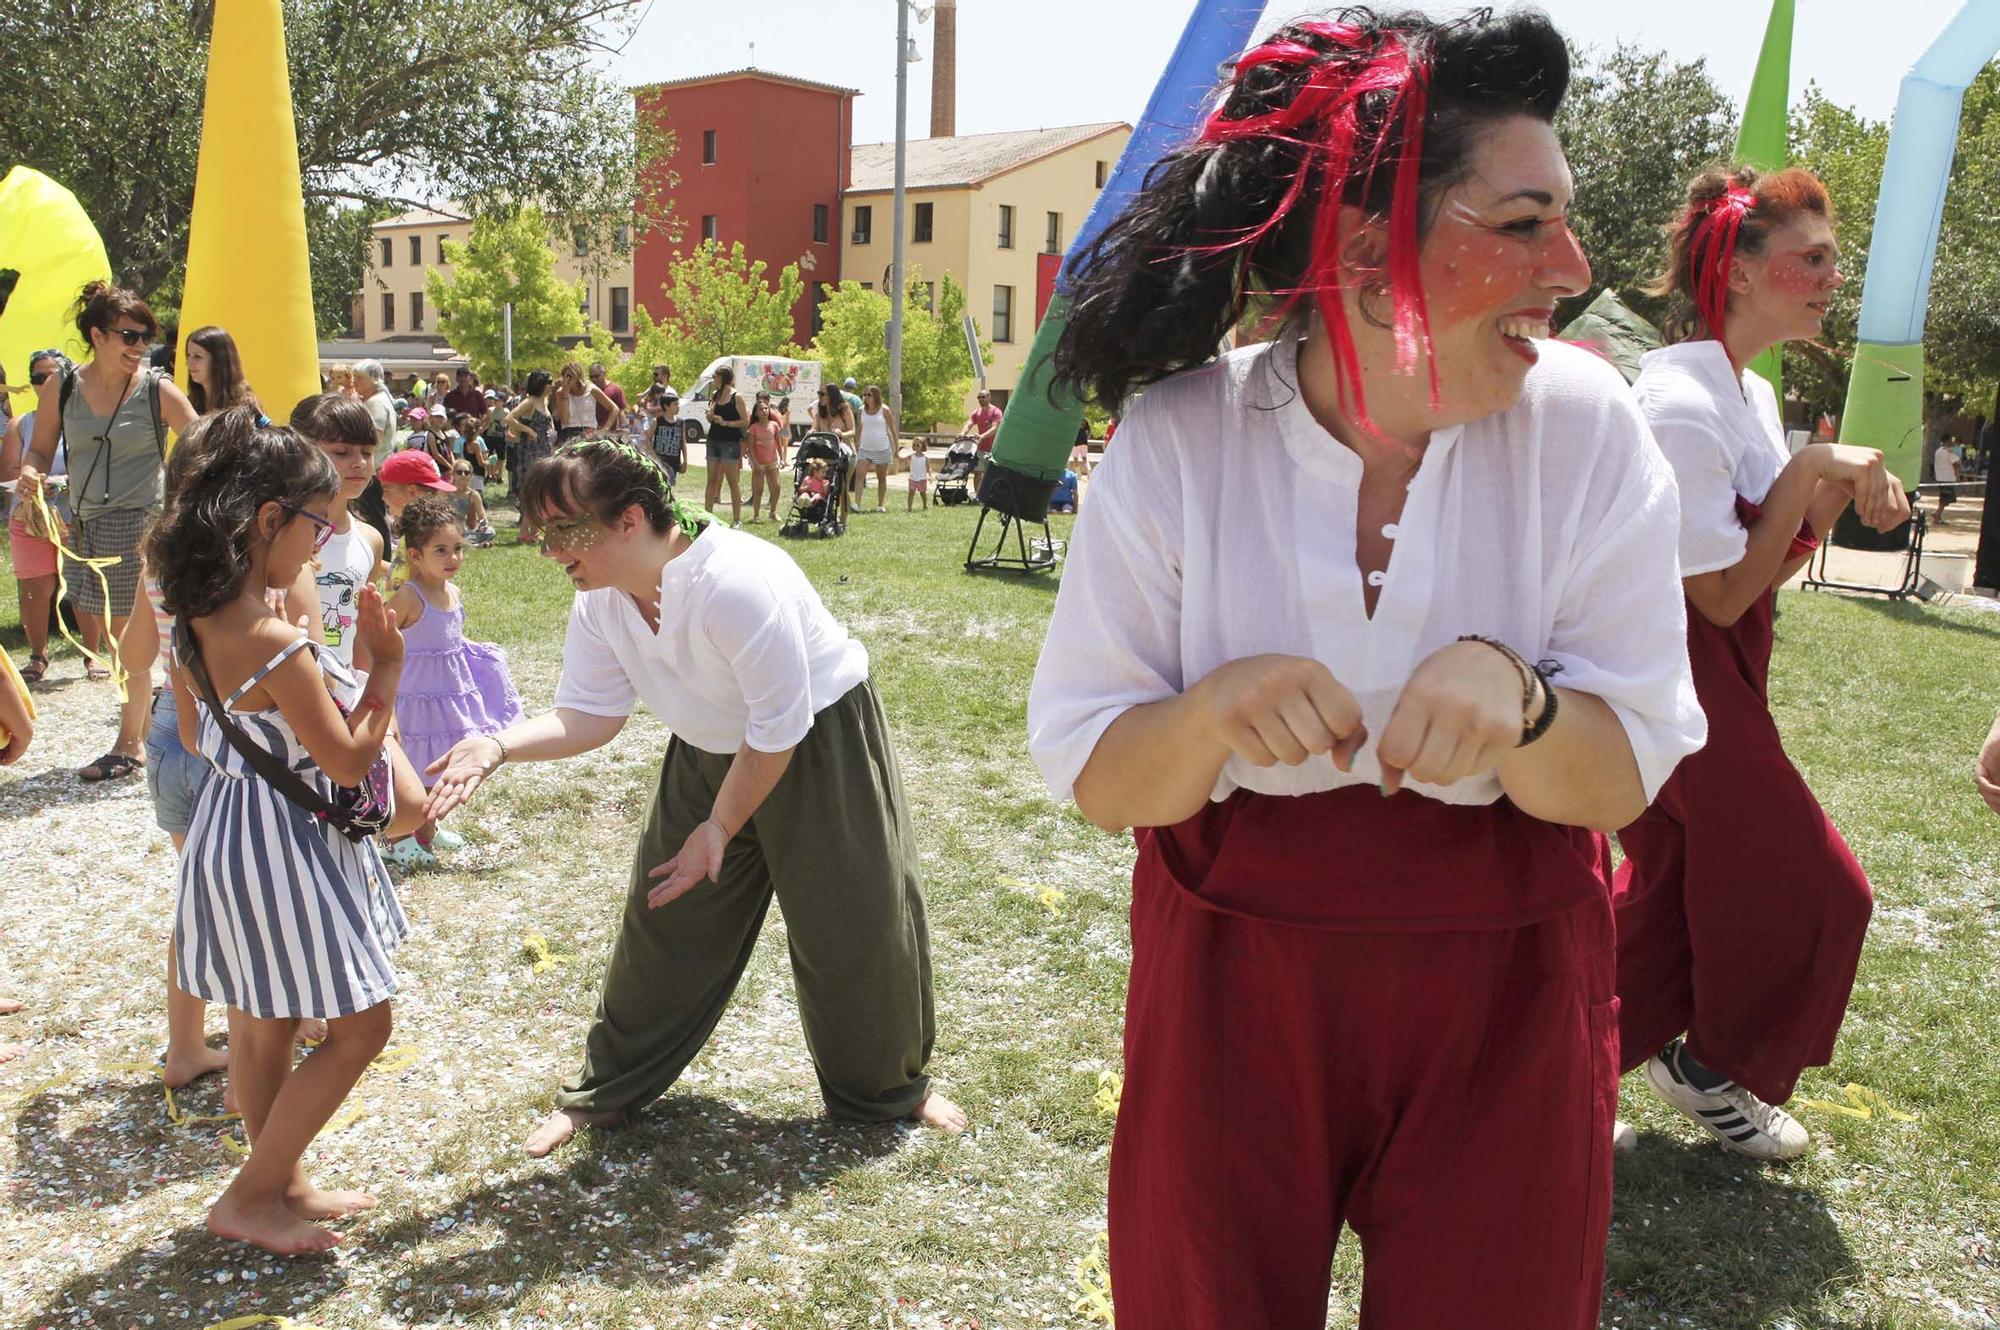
422, 438, 965, 1157
1, 350, 79, 683
18, 282, 197, 780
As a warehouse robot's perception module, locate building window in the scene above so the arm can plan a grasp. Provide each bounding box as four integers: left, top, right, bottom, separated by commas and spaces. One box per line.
347, 293, 364, 338
812, 282, 830, 337
702, 129, 717, 164
379, 237, 392, 267
437, 234, 450, 263
997, 204, 1014, 249
701, 214, 718, 243
409, 291, 423, 329
1045, 211, 1063, 255
572, 225, 589, 257
381, 292, 395, 331
914, 201, 934, 243
922, 281, 936, 313
614, 225, 631, 254
408, 234, 421, 265
611, 286, 630, 333
813, 203, 829, 244
852, 205, 873, 245
860, 281, 874, 291
993, 285, 1014, 343
1095, 160, 1108, 188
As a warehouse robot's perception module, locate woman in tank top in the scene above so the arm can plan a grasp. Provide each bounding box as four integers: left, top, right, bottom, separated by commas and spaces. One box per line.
853, 384, 897, 513
555, 361, 617, 443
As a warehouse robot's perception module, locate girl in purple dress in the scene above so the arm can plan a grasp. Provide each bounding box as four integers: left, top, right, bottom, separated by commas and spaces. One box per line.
381, 495, 523, 869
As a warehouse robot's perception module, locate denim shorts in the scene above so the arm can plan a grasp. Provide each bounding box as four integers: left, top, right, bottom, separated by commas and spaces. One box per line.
144, 690, 211, 837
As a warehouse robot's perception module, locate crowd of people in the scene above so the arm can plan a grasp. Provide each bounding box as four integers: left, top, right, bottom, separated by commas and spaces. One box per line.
0, 4, 1980, 1321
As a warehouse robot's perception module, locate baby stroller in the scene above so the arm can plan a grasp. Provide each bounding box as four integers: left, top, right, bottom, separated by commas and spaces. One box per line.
780, 432, 853, 538
934, 436, 980, 506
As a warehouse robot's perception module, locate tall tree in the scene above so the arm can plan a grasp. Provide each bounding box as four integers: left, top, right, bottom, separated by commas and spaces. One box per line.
426, 208, 583, 384
655, 240, 805, 372
0, 0, 668, 336
1785, 83, 1888, 418
809, 272, 985, 429
1555, 43, 1738, 327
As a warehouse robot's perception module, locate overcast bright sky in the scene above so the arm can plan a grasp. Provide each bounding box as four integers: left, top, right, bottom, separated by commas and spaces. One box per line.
609, 0, 1983, 144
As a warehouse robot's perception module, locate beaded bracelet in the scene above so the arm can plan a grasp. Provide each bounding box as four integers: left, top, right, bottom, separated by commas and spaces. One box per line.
1456, 635, 1561, 747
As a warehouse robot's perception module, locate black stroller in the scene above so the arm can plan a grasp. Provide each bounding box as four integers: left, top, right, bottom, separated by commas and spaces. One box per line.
934, 436, 980, 505
780, 432, 853, 538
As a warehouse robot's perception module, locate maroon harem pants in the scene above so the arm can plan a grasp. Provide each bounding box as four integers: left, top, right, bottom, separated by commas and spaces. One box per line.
1109, 787, 1619, 1330
1613, 569, 1873, 1105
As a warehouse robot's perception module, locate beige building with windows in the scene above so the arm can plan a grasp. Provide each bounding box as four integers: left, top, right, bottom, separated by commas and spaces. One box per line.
353, 207, 636, 346
839, 122, 1130, 417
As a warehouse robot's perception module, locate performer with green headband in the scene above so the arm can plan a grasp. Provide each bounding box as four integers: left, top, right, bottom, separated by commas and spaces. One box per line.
424, 436, 964, 1154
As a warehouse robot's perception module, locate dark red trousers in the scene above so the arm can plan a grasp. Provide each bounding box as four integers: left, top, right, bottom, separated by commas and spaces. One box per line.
1613, 577, 1872, 1105
1109, 788, 1619, 1330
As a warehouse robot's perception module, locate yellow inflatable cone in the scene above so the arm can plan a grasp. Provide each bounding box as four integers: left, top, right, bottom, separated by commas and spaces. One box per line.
177, 0, 320, 426
0, 166, 110, 388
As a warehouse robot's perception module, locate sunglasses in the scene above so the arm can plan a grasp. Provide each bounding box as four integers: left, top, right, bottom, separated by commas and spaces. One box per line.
104, 327, 151, 346
279, 502, 336, 552
29, 370, 52, 385
536, 511, 600, 553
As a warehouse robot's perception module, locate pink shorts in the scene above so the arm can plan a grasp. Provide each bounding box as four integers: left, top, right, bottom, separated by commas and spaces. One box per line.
7, 515, 59, 580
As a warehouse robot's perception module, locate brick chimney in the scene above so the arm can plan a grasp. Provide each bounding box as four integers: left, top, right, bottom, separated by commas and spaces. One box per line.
930, 0, 957, 138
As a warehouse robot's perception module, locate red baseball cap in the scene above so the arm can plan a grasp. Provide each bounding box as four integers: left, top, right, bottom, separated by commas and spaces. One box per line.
378, 450, 457, 491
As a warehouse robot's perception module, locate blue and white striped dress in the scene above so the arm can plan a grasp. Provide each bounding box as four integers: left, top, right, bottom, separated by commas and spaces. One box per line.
174, 636, 408, 1019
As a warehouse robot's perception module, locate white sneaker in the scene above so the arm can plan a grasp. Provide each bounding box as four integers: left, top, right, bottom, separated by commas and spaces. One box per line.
1644, 1041, 1810, 1161
1612, 1119, 1639, 1153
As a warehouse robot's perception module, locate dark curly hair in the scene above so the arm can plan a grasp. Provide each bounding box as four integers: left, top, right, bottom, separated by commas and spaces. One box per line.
519, 434, 688, 536
75, 280, 158, 346
1050, 6, 1569, 415
145, 406, 338, 621
396, 493, 463, 551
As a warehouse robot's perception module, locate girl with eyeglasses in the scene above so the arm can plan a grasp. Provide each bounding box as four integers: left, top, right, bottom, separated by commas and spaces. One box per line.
147, 407, 424, 1255
17, 282, 197, 779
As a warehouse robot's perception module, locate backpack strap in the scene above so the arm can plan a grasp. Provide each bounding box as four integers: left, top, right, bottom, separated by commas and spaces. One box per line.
148, 371, 165, 459
176, 626, 343, 826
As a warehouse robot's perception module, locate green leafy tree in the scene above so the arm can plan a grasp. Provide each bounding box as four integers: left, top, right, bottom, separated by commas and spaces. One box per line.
0, 0, 669, 336
655, 240, 805, 371
1785, 83, 1889, 418
426, 208, 583, 383
1924, 63, 2000, 415
574, 314, 686, 402
1556, 43, 1738, 327
809, 273, 989, 429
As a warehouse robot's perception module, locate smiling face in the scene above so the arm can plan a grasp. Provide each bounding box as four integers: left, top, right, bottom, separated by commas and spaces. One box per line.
1367, 115, 1590, 429
92, 319, 152, 376
537, 502, 632, 590
1733, 213, 1843, 346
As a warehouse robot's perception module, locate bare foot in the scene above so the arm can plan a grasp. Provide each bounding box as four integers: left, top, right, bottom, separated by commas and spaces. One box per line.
297, 1019, 328, 1045
909, 1091, 967, 1133
0, 997, 21, 1016
285, 1182, 378, 1221
523, 1106, 621, 1158
207, 1193, 340, 1255
163, 1044, 231, 1090
0, 1043, 25, 1065
223, 1078, 239, 1117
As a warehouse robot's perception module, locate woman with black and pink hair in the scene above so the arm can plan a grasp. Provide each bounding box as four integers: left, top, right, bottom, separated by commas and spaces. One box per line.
1612, 167, 1907, 1161
1027, 8, 1706, 1325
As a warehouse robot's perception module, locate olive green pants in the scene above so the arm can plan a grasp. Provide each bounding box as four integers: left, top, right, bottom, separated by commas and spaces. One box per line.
555, 681, 936, 1122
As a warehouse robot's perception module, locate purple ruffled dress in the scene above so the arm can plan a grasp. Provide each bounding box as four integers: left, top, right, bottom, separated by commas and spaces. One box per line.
396, 588, 524, 779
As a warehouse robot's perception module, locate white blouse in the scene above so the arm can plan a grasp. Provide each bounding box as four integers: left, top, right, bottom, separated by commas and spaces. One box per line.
553, 524, 870, 755
1027, 337, 1706, 810
1633, 341, 1792, 577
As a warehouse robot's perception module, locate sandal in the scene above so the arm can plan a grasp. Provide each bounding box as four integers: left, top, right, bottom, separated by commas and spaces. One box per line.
20, 654, 48, 684
79, 751, 143, 782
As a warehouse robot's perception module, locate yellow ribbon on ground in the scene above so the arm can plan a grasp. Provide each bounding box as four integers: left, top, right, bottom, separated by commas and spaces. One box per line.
1094, 1071, 1123, 1119
1797, 1082, 1917, 1123
21, 479, 129, 701
520, 932, 574, 974
998, 875, 1068, 917
1072, 1231, 1115, 1325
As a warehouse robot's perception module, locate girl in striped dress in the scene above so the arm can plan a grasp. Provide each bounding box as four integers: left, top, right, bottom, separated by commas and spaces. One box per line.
146, 408, 423, 1256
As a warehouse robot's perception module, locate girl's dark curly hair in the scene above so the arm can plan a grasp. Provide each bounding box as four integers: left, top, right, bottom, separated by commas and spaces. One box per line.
396, 493, 463, 551
145, 405, 338, 621
1050, 6, 1569, 415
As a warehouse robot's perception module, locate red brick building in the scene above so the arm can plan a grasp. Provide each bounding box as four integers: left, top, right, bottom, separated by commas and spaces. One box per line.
632, 71, 859, 347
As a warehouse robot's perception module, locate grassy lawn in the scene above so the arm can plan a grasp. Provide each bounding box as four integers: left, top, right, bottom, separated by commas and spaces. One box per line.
1, 472, 1996, 1329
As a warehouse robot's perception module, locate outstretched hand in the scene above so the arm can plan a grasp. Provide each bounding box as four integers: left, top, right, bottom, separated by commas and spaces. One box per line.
424, 735, 504, 821
646, 819, 729, 909
355, 583, 403, 668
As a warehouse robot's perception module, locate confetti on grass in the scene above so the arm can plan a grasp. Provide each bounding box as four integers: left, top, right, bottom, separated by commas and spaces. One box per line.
1072, 1231, 1114, 1325
1094, 1071, 1123, 1119
520, 931, 574, 973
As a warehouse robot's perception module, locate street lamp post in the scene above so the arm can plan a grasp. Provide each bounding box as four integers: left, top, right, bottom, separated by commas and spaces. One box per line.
889, 0, 910, 418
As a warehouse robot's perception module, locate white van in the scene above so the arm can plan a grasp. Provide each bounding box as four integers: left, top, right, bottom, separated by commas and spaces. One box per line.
684, 356, 823, 438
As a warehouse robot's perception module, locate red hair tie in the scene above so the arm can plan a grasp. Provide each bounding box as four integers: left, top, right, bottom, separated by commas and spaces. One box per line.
1189, 26, 1435, 434
1690, 184, 1756, 338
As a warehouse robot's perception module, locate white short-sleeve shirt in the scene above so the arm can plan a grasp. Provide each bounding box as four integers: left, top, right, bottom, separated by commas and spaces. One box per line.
1027, 337, 1706, 810
1633, 341, 1791, 577
553, 524, 870, 755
